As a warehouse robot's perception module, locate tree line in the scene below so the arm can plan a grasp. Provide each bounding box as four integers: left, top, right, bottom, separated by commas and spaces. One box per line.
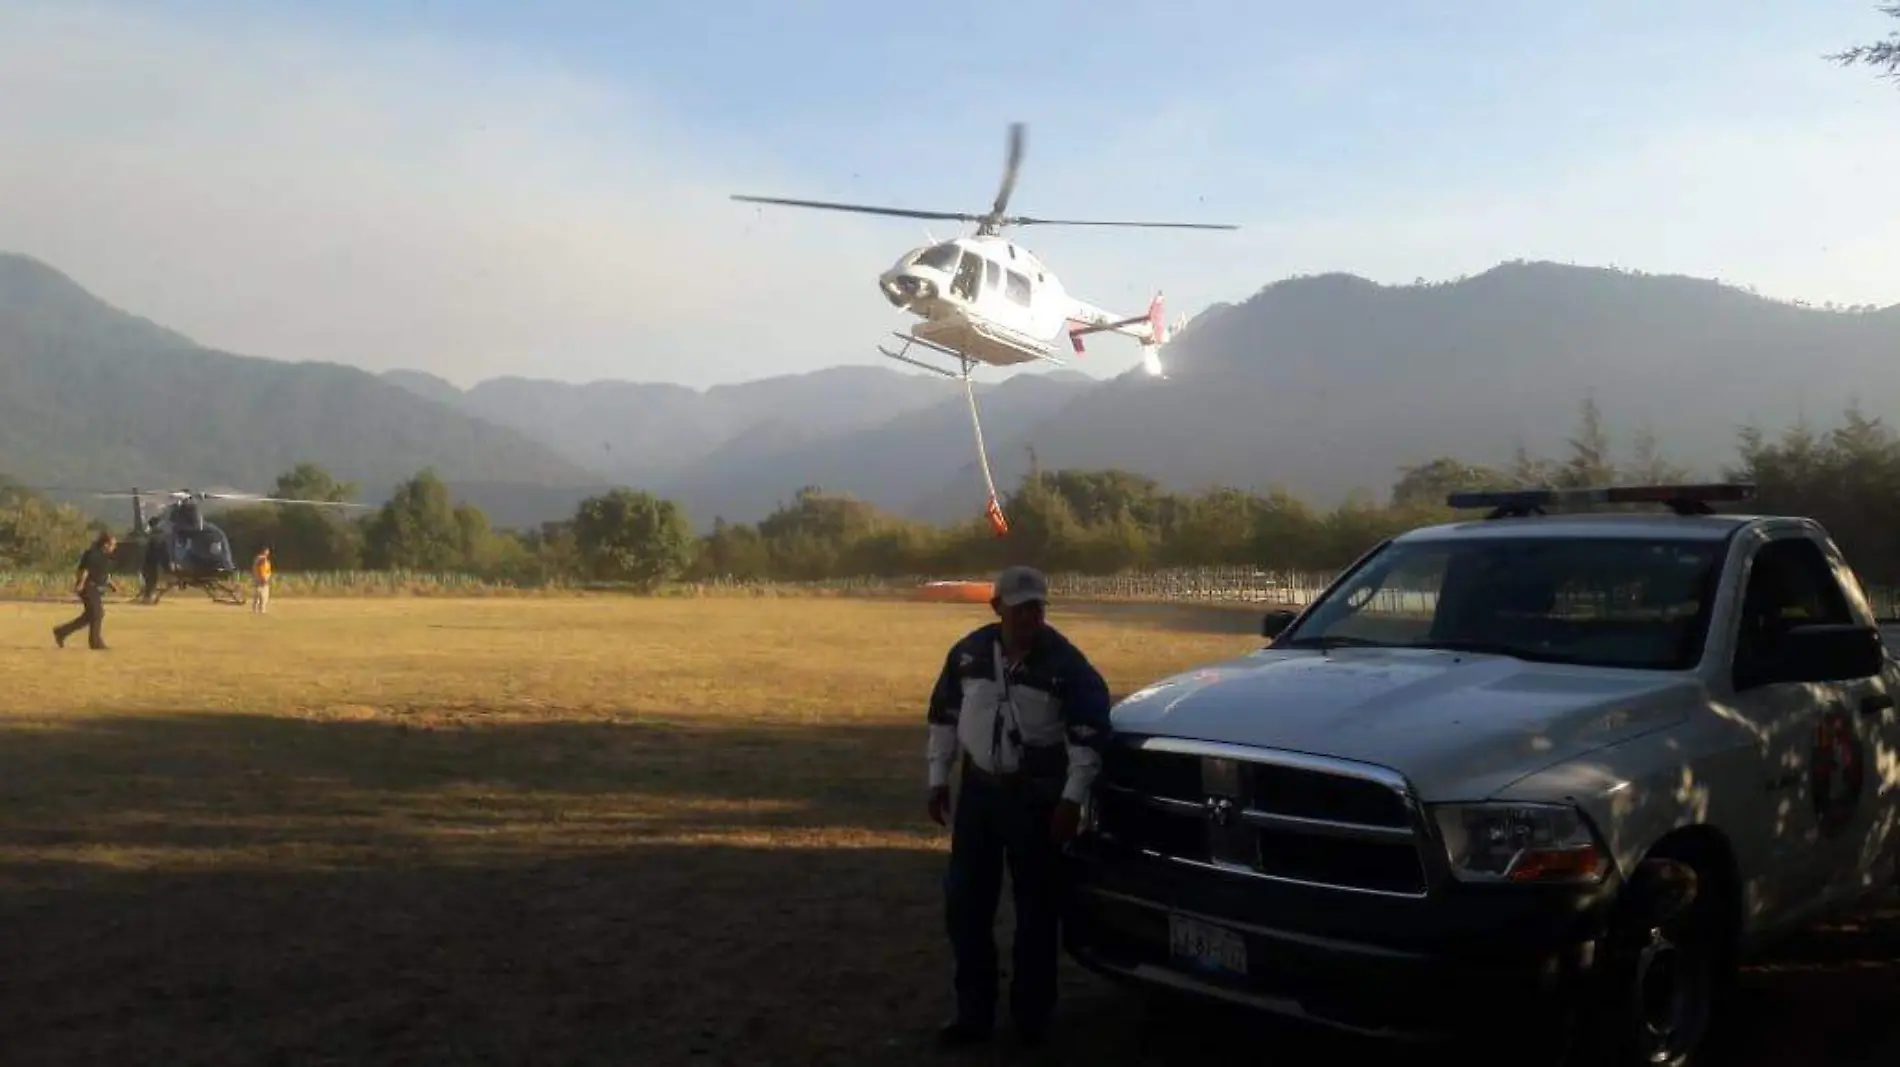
6, 400, 1900, 587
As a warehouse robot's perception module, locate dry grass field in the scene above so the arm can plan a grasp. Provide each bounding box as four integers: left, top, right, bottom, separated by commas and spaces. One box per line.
0, 594, 1895, 1066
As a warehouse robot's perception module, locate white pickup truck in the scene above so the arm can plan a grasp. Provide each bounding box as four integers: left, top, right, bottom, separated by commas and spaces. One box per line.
1061, 484, 1900, 1067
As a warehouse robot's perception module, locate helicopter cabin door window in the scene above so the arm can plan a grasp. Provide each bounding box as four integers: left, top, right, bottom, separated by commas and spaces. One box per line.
951, 251, 984, 302
983, 259, 1002, 299
1004, 269, 1032, 307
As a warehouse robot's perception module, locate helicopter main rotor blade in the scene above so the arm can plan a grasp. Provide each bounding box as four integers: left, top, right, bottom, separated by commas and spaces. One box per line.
989, 122, 1025, 221
731, 194, 980, 224
195, 489, 370, 508
6, 485, 155, 498
247, 497, 372, 508
1005, 216, 1241, 230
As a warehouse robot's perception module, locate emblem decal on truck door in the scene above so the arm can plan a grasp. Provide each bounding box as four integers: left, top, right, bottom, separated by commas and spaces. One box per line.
1810, 705, 1865, 836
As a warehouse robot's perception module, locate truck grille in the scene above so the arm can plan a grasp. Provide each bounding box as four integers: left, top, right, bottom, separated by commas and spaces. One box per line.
1093, 737, 1429, 897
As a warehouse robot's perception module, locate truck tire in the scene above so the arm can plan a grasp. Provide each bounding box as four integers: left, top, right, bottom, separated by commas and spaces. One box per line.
1570, 852, 1736, 1067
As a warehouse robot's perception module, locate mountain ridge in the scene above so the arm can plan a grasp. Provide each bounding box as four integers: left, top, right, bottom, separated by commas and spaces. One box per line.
8, 249, 1900, 532
0, 251, 613, 528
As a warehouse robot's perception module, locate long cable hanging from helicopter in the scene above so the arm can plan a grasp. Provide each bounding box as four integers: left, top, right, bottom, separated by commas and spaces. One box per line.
731, 122, 1236, 537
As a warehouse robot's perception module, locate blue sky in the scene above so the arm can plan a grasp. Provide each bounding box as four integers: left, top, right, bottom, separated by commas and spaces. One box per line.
1, 1, 1897, 387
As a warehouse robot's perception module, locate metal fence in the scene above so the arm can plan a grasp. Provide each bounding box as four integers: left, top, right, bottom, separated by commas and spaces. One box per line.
681, 565, 1900, 620
7, 562, 1900, 617
675, 567, 1337, 604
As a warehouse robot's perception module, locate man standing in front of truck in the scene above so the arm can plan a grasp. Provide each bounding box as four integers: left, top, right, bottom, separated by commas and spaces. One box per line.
925, 565, 1113, 1050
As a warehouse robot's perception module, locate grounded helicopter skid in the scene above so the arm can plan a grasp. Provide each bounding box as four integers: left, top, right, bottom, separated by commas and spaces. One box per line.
142, 570, 248, 606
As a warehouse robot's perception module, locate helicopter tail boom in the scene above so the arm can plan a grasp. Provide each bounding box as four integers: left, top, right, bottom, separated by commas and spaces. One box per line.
1064, 291, 1171, 375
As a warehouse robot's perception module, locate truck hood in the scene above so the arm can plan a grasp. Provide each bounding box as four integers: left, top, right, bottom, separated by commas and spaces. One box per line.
1109, 647, 1699, 801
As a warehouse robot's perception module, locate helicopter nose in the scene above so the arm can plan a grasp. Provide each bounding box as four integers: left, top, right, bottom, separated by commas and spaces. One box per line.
880, 272, 935, 308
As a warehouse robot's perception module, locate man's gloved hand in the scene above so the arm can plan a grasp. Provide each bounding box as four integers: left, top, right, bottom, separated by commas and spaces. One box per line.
928, 785, 952, 827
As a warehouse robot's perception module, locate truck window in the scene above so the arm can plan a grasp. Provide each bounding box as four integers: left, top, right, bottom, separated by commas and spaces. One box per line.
1733, 536, 1853, 671
1277, 536, 1725, 670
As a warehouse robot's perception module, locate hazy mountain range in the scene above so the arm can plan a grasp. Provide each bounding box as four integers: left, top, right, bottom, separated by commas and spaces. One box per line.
4, 249, 1897, 531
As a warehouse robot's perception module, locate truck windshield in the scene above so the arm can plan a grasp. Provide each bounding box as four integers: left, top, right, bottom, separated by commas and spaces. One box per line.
1276, 536, 1726, 670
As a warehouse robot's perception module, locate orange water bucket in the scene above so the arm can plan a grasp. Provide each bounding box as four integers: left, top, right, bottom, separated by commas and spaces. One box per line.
914, 580, 993, 604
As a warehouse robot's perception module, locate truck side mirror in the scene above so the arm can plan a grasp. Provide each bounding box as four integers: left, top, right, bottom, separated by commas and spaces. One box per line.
1765, 623, 1885, 683
1261, 609, 1298, 641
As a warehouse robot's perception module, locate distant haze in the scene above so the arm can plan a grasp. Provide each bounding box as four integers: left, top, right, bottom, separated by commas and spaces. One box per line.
7, 250, 1898, 533
2, 2, 1899, 390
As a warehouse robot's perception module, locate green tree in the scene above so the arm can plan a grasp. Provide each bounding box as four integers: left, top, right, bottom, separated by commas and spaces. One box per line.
691, 517, 773, 580
1728, 406, 1900, 585
1507, 441, 1562, 488
1037, 470, 1166, 529
755, 487, 899, 580
1160, 487, 1258, 567
1246, 488, 1327, 572
1390, 458, 1511, 508
0, 480, 97, 569
364, 469, 467, 570
1558, 396, 1618, 489
570, 487, 698, 589
996, 474, 1088, 572
1624, 420, 1692, 484
274, 463, 358, 503
253, 463, 366, 570
1828, 5, 1900, 83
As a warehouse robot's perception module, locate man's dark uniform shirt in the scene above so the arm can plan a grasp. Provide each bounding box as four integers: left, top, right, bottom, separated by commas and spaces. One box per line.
78, 545, 113, 590
926, 621, 1113, 801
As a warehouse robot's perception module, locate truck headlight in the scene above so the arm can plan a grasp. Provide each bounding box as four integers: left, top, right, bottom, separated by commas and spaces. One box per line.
1431, 802, 1609, 885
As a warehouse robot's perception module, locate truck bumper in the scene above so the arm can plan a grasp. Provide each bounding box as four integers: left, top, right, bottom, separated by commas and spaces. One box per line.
1061, 836, 1621, 1042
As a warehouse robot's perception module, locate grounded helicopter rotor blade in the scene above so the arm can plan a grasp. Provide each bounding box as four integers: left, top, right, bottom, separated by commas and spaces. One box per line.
1005, 216, 1241, 230
245, 497, 372, 508
195, 490, 370, 508
989, 122, 1025, 221
6, 485, 147, 497
731, 194, 980, 223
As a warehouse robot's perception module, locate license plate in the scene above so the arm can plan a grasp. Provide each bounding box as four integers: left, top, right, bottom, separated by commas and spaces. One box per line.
1167, 914, 1247, 976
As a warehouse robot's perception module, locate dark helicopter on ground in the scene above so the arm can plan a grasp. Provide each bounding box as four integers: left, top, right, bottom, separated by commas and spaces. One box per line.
73, 487, 369, 605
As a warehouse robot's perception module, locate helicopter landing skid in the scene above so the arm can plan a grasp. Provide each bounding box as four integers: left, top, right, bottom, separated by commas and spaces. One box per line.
206, 578, 247, 606
875, 333, 982, 380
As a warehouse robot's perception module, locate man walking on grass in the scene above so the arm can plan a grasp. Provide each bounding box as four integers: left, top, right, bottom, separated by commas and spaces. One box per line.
925, 564, 1113, 1050
54, 531, 119, 650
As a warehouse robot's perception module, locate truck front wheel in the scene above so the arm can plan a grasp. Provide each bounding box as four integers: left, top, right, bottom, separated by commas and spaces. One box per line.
1576, 851, 1737, 1067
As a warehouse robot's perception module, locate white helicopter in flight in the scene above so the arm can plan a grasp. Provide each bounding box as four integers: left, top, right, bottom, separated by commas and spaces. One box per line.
732, 122, 1237, 534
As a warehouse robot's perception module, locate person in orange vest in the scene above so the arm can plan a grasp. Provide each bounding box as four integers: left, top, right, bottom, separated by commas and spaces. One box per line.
251, 545, 273, 614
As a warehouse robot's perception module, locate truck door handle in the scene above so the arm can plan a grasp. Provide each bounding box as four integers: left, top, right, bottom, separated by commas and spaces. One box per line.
1861, 693, 1894, 718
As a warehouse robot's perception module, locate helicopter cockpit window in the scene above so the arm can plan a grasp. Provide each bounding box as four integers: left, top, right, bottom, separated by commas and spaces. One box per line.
983, 258, 1002, 294
951, 251, 983, 301
915, 243, 961, 271
1004, 269, 1032, 306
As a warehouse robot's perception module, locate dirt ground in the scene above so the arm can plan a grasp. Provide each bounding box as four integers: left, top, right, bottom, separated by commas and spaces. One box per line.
0, 595, 1894, 1066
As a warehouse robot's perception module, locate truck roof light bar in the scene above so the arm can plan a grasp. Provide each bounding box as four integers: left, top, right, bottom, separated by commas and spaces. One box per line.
1445, 483, 1758, 520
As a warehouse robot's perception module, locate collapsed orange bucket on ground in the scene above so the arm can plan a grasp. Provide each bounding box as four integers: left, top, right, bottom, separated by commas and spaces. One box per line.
913, 580, 994, 604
